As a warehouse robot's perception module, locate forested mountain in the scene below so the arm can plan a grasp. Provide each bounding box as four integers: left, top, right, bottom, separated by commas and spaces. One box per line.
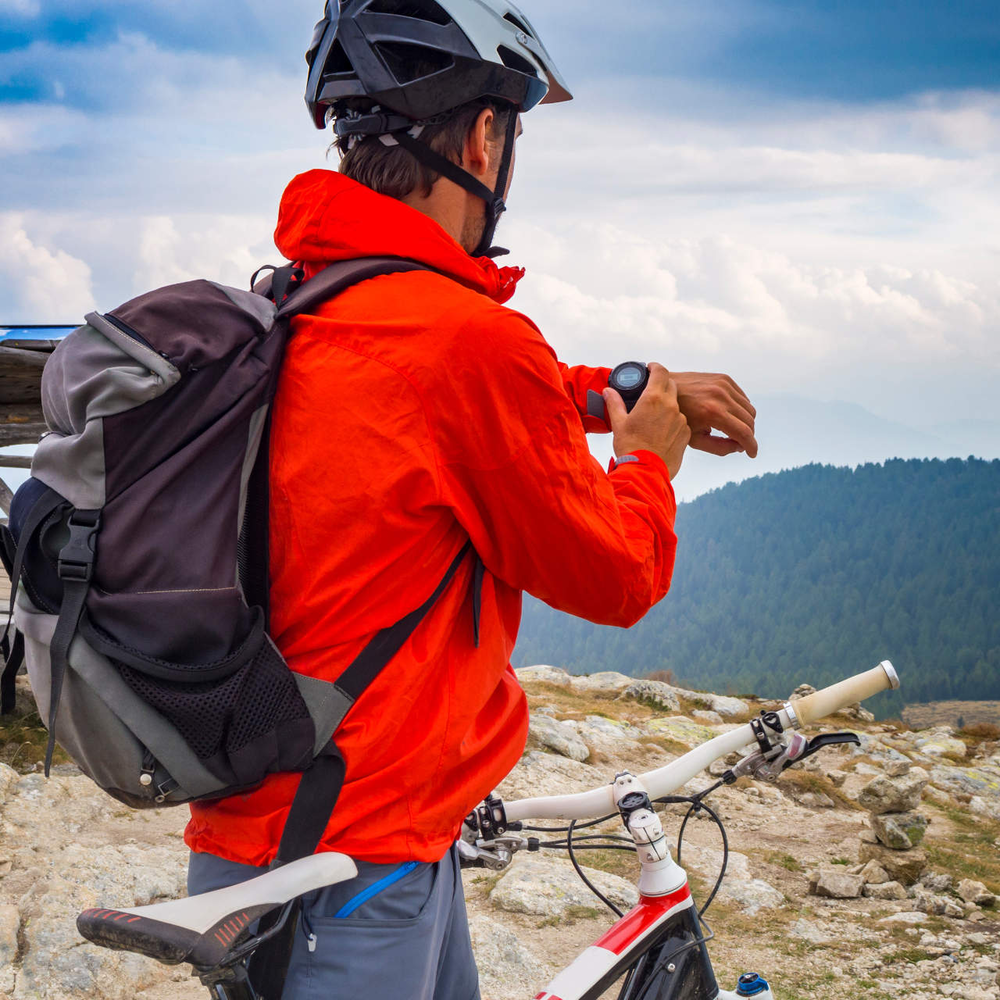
513, 458, 1000, 718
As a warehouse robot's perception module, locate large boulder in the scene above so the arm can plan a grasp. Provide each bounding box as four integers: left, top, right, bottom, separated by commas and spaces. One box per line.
569, 672, 634, 694
622, 680, 681, 713
528, 715, 589, 762
467, 914, 548, 999
496, 751, 603, 801
514, 665, 572, 688
646, 717, 727, 750
490, 857, 637, 918
857, 768, 929, 814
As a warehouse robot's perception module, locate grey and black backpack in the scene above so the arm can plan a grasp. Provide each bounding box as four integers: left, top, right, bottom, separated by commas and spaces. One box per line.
0, 257, 475, 867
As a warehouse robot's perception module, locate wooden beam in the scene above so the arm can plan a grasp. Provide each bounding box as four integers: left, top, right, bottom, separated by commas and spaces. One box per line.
0, 346, 48, 405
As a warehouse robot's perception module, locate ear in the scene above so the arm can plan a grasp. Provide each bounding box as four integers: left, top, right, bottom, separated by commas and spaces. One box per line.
462, 107, 495, 180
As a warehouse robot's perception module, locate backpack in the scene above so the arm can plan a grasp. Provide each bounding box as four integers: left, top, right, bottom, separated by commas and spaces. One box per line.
0, 256, 476, 867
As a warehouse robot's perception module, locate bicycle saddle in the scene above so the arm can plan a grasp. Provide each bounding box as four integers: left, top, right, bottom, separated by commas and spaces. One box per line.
77, 852, 357, 968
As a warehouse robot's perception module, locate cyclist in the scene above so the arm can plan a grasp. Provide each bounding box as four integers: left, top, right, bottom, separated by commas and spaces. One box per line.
184, 2, 757, 997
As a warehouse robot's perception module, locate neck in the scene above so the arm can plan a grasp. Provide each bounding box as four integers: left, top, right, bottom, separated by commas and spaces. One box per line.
401, 177, 484, 254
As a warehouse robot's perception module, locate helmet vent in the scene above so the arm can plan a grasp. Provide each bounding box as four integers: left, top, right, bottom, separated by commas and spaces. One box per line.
374, 41, 454, 84
325, 38, 355, 76
503, 12, 534, 38
365, 0, 452, 25
497, 45, 537, 78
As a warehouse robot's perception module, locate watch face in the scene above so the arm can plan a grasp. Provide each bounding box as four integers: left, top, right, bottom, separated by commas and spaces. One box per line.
610, 362, 648, 394
615, 365, 644, 389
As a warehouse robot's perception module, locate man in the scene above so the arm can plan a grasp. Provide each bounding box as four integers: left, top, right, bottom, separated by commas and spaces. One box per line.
186, 1, 756, 997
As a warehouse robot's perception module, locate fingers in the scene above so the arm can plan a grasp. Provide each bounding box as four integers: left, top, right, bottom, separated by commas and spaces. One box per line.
689, 431, 745, 457
602, 386, 628, 430
644, 362, 675, 400
702, 410, 758, 458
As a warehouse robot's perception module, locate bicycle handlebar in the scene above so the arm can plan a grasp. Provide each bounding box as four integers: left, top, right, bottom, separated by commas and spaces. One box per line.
504, 660, 898, 823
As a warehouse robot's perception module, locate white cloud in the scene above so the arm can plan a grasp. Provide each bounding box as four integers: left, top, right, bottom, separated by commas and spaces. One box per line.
0, 215, 96, 321
2, 0, 41, 15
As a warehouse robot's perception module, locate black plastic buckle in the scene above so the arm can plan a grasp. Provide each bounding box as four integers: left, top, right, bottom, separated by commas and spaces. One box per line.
57, 510, 101, 582
750, 717, 773, 755
475, 794, 508, 839
334, 111, 411, 138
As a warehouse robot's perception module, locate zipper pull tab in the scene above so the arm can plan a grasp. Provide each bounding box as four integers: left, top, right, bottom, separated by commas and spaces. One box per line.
301, 909, 317, 952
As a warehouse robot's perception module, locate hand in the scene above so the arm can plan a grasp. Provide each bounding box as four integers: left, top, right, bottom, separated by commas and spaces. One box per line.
670, 371, 758, 458
604, 363, 691, 480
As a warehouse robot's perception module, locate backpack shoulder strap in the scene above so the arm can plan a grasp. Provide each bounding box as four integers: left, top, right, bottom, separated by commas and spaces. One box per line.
275, 257, 433, 320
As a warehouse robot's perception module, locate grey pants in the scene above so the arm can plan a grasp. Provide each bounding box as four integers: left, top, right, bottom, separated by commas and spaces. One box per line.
188, 845, 480, 1000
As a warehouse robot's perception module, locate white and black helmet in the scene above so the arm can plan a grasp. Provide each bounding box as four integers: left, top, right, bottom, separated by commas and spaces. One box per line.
305, 0, 572, 127
304, 0, 572, 257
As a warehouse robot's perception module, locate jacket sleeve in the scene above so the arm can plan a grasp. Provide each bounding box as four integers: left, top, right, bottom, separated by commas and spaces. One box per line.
556, 362, 612, 434
429, 306, 677, 628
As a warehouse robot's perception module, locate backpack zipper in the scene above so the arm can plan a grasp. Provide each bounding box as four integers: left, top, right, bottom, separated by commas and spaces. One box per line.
103, 313, 171, 361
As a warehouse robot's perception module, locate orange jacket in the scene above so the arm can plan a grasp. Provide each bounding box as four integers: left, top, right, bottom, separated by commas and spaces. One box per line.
184, 170, 678, 866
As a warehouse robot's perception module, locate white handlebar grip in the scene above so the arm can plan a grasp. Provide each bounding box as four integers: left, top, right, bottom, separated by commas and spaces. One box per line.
788, 661, 899, 727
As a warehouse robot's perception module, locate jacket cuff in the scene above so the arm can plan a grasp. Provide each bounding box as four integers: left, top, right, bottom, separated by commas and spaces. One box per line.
607, 449, 670, 479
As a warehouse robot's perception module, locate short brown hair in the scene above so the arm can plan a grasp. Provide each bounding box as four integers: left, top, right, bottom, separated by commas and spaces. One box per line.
335, 98, 514, 200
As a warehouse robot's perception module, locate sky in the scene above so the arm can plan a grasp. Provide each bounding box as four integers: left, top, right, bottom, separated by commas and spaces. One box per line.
1, 0, 998, 499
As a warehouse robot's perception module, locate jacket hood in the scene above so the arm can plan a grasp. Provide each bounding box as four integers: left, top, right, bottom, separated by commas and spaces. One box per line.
274, 170, 524, 305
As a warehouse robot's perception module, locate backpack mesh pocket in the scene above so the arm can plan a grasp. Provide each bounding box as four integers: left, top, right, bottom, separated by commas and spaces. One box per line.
117, 638, 314, 784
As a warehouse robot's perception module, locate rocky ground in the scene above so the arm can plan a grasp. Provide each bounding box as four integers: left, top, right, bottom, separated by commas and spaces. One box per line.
0, 666, 998, 1000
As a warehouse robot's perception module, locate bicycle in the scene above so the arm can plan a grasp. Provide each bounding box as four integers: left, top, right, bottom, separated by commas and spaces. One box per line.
76, 660, 900, 1000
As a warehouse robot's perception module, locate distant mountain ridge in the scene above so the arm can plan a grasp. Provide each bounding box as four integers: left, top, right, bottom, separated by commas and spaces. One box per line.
513, 457, 1000, 718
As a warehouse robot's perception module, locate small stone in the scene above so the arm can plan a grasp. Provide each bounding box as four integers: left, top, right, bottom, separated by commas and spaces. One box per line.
871, 811, 929, 849
958, 879, 996, 907
860, 860, 890, 884
912, 886, 964, 918
858, 769, 929, 814
799, 789, 838, 809
886, 760, 912, 777
863, 880, 908, 900
919, 872, 953, 893
826, 769, 848, 787
789, 684, 817, 700
809, 868, 864, 899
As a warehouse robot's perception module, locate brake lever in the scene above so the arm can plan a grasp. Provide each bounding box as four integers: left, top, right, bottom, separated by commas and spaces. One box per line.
724, 731, 860, 783
456, 834, 530, 870
785, 731, 860, 768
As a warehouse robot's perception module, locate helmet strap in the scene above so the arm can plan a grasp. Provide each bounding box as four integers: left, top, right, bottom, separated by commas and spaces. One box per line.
393, 107, 519, 259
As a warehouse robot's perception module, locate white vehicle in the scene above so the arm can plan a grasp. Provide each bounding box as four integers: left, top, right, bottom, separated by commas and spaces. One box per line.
78, 661, 900, 1000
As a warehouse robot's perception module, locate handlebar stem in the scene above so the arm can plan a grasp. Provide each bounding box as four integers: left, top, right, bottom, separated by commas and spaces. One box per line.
616, 773, 688, 898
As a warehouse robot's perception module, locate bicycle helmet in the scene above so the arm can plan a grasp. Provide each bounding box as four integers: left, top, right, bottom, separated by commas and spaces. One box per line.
304, 0, 573, 256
